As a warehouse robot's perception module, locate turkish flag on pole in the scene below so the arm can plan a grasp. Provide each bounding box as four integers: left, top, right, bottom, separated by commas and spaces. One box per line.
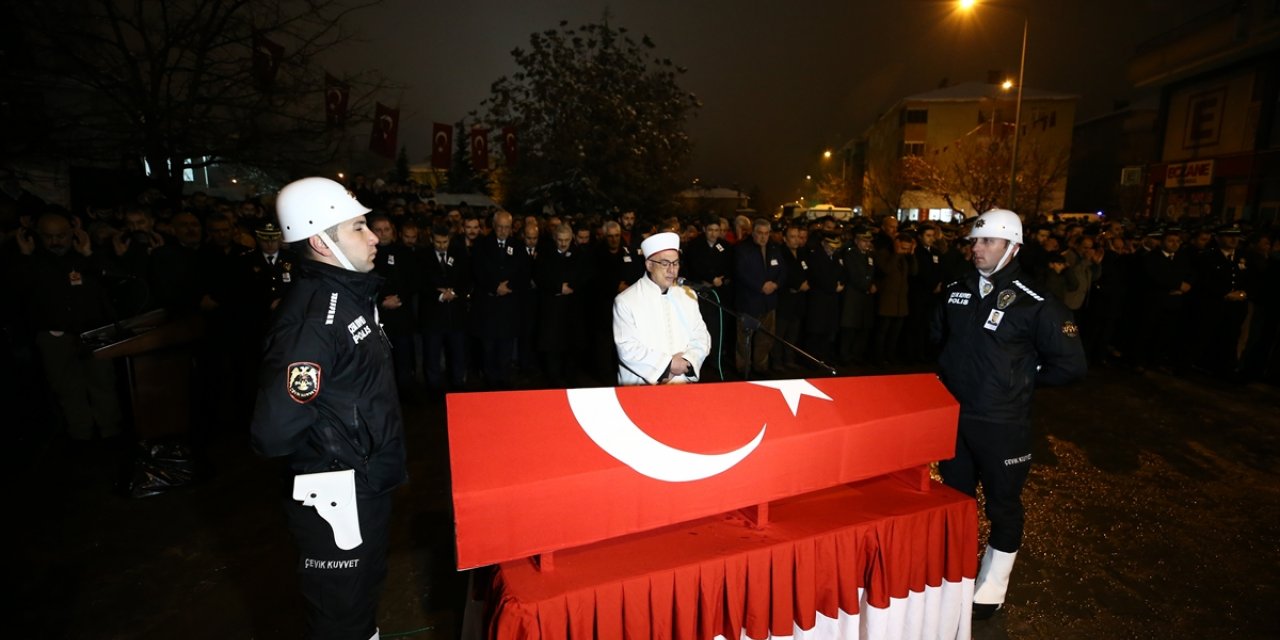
501, 126, 518, 167
324, 74, 349, 128
469, 127, 489, 170
368, 102, 399, 159
431, 122, 453, 168
447, 375, 960, 569
252, 32, 284, 89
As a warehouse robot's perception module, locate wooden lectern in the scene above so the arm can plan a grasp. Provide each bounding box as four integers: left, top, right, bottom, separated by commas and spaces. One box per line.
83, 310, 204, 439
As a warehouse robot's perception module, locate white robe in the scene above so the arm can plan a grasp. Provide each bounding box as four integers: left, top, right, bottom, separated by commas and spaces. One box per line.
612, 274, 711, 385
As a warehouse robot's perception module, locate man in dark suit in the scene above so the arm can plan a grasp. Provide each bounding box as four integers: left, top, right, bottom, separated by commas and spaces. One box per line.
682, 215, 734, 380
534, 225, 586, 387
419, 224, 471, 393
1138, 226, 1195, 372
470, 211, 530, 388
369, 214, 418, 394
733, 218, 786, 377
1193, 224, 1250, 374
804, 231, 846, 367
839, 226, 878, 365
774, 225, 810, 370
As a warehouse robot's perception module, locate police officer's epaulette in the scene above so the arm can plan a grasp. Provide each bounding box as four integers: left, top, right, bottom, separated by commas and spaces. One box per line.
1011, 279, 1045, 302
296, 287, 341, 325
944, 279, 962, 289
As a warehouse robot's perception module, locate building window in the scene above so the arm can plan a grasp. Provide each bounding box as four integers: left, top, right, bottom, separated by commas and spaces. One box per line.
902, 141, 926, 156
903, 108, 928, 124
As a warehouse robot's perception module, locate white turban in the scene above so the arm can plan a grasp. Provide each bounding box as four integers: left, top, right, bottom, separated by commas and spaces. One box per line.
640, 231, 681, 259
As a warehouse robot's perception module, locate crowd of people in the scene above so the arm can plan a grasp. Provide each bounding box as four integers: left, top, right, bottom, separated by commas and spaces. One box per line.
3, 179, 1277, 445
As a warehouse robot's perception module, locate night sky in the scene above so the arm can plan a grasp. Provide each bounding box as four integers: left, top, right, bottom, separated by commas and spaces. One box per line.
336, 0, 1208, 211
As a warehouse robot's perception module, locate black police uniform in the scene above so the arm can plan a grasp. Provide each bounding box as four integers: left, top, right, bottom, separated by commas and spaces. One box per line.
932, 261, 1086, 553
251, 259, 407, 640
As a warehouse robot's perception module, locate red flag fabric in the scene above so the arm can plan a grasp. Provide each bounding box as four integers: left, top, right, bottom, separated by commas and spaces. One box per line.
369, 103, 399, 159
324, 74, 349, 128
501, 126, 518, 167
431, 122, 453, 168
469, 127, 489, 170
447, 374, 960, 569
252, 32, 284, 89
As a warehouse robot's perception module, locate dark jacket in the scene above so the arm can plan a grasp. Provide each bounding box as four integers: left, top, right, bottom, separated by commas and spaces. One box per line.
470, 234, 531, 337
250, 260, 407, 498
840, 246, 876, 329
805, 246, 845, 335
733, 241, 786, 316
371, 243, 417, 336
778, 245, 810, 322
534, 247, 586, 351
933, 262, 1087, 423
418, 247, 471, 333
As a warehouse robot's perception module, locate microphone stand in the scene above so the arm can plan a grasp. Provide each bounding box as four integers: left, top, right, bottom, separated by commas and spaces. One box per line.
684, 284, 838, 379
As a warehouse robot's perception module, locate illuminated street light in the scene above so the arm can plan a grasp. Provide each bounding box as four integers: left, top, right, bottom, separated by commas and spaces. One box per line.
1001, 79, 1014, 91
337, 172, 345, 179
959, 0, 1028, 208
823, 150, 833, 159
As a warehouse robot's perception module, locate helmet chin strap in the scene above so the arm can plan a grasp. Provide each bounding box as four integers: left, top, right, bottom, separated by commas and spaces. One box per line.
978, 242, 1020, 278
318, 230, 358, 272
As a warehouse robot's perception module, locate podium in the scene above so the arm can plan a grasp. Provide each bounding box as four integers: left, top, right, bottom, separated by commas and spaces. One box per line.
447, 375, 977, 640
83, 309, 204, 439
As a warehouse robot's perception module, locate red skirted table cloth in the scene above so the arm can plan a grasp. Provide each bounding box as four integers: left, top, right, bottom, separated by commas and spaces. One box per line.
488, 476, 978, 640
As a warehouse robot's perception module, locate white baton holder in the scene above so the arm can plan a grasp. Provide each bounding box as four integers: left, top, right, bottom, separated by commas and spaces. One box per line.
293, 469, 363, 550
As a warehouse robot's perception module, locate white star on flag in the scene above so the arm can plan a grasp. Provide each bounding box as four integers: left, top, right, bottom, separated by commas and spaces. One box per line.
747, 379, 832, 416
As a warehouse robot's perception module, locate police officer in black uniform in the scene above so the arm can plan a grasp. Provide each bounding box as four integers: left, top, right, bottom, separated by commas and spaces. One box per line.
932, 209, 1087, 620
250, 177, 406, 640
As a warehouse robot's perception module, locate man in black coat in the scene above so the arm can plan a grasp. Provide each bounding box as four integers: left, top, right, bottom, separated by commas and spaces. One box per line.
839, 226, 877, 365
1192, 224, 1250, 374
419, 224, 471, 393
682, 216, 734, 380
733, 218, 786, 377
804, 231, 846, 367
534, 225, 586, 387
14, 210, 122, 442
470, 211, 529, 388
906, 223, 945, 362
774, 225, 810, 370
369, 215, 418, 394
1138, 227, 1196, 372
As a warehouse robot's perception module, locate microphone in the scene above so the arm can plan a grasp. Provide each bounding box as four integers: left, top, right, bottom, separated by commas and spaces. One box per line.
676, 277, 712, 292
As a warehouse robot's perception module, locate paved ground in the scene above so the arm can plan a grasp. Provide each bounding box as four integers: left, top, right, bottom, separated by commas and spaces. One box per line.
16, 362, 1280, 639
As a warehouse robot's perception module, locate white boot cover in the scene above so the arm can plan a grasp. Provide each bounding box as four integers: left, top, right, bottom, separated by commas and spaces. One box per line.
974, 545, 1018, 605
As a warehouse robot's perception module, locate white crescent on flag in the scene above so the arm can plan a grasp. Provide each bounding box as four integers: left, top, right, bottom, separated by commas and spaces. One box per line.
434, 131, 448, 152
566, 387, 765, 482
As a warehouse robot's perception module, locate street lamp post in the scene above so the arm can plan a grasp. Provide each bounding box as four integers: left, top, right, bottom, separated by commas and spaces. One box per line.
1008, 16, 1027, 209
959, 0, 1028, 210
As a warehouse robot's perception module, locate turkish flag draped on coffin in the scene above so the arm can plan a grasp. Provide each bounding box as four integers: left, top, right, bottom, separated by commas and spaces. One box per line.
431, 122, 453, 168
447, 374, 959, 569
368, 102, 399, 159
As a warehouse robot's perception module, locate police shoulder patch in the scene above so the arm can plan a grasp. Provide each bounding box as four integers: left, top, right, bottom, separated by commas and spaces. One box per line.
287, 362, 322, 403
1061, 321, 1079, 338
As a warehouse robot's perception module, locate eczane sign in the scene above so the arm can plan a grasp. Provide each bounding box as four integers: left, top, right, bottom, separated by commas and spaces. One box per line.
1164, 159, 1214, 188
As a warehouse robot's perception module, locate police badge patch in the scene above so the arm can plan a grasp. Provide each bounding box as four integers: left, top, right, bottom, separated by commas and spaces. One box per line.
287, 362, 322, 404
1061, 321, 1080, 338
997, 289, 1017, 310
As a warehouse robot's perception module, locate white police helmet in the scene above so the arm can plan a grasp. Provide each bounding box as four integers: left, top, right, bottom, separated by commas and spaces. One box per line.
276, 177, 371, 243
968, 209, 1023, 245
